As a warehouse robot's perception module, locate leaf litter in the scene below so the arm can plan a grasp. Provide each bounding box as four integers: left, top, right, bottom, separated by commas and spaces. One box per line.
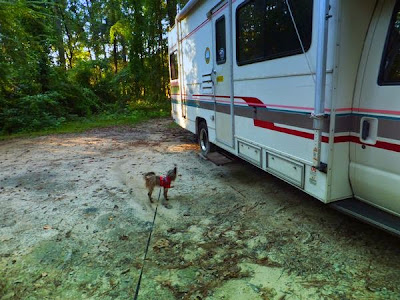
1, 119, 400, 299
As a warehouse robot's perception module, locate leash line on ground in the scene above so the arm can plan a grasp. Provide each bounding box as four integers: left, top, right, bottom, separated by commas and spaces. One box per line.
133, 188, 161, 300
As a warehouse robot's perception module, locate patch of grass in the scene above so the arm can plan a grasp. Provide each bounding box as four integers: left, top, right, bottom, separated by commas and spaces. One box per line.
0, 106, 171, 141
127, 99, 170, 111
167, 121, 180, 129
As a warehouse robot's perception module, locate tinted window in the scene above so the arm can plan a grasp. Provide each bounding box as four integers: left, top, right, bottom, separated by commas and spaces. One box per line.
216, 16, 226, 64
170, 51, 178, 80
236, 0, 313, 66
379, 2, 400, 85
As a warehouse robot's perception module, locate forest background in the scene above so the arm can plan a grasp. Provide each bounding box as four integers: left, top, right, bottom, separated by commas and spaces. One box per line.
0, 0, 187, 136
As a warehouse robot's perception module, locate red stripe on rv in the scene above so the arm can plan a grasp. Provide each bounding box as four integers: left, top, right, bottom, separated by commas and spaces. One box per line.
254, 123, 400, 151
247, 99, 400, 152
184, 95, 400, 152
254, 120, 315, 140
371, 140, 400, 152
333, 136, 400, 152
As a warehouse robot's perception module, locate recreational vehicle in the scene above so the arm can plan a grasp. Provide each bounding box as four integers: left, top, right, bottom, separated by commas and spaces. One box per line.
168, 0, 400, 235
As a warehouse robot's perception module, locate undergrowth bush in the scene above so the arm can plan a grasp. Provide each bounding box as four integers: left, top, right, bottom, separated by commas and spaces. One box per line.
0, 62, 171, 135
0, 76, 101, 134
0, 92, 66, 133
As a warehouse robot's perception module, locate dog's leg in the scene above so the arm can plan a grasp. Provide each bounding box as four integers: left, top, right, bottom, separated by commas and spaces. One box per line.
164, 188, 169, 201
162, 188, 171, 209
148, 186, 154, 203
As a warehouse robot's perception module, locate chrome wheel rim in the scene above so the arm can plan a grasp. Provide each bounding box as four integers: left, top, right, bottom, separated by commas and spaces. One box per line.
200, 128, 208, 152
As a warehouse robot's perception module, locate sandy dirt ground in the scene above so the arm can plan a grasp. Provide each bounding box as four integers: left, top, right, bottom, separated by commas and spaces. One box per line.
1, 118, 400, 300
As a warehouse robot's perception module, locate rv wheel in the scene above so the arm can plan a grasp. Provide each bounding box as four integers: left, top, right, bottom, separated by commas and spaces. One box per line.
199, 122, 213, 156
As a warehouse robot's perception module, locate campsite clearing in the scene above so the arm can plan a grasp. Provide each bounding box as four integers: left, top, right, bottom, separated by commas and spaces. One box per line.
1, 118, 400, 300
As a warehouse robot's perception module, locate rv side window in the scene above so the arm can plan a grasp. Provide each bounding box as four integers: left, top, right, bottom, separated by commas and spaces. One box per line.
379, 2, 400, 85
236, 0, 313, 66
170, 51, 179, 80
216, 16, 226, 64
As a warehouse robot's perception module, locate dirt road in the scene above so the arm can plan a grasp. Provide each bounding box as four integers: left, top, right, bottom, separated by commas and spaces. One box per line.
1, 118, 400, 300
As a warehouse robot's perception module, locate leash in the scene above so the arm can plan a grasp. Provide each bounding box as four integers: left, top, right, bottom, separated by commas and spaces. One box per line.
133, 188, 161, 300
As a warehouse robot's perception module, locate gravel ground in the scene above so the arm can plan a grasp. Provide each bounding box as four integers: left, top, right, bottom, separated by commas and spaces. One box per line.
1, 118, 400, 300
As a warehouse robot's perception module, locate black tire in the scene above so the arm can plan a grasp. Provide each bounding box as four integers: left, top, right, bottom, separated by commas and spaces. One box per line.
198, 122, 213, 156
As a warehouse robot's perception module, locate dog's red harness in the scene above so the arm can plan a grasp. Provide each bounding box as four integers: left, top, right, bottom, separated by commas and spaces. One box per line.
159, 176, 171, 188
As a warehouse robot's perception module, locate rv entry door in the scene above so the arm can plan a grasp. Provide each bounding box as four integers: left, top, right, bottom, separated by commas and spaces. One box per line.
211, 3, 234, 148
350, 0, 400, 216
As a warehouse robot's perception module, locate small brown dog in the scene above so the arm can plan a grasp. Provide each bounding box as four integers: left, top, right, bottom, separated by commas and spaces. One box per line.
144, 167, 177, 208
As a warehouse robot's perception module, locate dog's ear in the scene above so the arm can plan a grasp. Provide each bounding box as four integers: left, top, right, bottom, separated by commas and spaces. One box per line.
173, 166, 177, 173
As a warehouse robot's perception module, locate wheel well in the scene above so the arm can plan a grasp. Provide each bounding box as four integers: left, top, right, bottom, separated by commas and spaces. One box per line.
196, 117, 207, 136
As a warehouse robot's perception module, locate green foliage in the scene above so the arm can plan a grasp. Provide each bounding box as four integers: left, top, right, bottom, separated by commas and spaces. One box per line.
0, 92, 66, 134
0, 0, 188, 135
0, 106, 170, 141
110, 19, 131, 43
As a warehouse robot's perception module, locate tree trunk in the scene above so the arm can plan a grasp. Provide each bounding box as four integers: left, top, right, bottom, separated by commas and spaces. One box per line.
113, 36, 118, 73
62, 13, 74, 68
166, 0, 177, 27
85, 0, 97, 60
54, 0, 66, 68
55, 15, 66, 68
121, 38, 127, 64
103, 43, 107, 59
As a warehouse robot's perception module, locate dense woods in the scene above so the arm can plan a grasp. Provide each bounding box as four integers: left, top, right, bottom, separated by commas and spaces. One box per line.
0, 0, 187, 134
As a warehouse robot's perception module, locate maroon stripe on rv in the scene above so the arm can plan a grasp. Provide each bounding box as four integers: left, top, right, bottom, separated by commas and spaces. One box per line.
179, 94, 400, 152
243, 98, 356, 146
240, 97, 315, 138
254, 121, 356, 144
240, 96, 265, 106
374, 141, 400, 152
254, 123, 400, 151
254, 120, 315, 140
332, 136, 355, 143
256, 119, 400, 152
333, 136, 400, 152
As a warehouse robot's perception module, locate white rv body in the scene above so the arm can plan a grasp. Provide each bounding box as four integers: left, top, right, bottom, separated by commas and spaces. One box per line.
168, 0, 400, 233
